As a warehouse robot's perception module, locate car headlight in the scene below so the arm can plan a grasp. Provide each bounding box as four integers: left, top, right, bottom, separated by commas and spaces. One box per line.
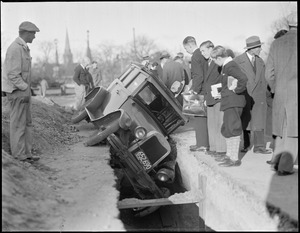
156, 168, 175, 183
134, 126, 147, 140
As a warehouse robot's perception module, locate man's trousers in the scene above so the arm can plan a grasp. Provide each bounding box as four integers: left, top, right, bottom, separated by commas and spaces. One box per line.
6, 89, 32, 160
207, 102, 226, 152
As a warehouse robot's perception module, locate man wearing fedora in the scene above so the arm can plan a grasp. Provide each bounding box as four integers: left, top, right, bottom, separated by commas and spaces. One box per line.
265, 12, 297, 176
234, 35, 271, 155
2, 21, 40, 163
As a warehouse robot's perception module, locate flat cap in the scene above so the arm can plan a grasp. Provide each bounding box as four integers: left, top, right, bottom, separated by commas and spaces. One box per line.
19, 21, 40, 32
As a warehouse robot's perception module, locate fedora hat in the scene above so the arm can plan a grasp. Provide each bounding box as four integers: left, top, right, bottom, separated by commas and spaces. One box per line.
244, 36, 263, 50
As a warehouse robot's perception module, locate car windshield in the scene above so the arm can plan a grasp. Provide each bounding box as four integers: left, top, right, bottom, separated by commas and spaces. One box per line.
136, 83, 182, 133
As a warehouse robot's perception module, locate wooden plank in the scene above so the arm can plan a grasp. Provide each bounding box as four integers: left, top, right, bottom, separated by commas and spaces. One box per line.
117, 191, 203, 209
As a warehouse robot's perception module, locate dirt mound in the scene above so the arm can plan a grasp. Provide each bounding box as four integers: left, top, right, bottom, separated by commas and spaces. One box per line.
2, 97, 80, 155
2, 96, 81, 231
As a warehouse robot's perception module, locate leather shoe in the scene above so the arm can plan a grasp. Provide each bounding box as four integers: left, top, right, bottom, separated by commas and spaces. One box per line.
266, 160, 272, 164
19, 158, 35, 163
212, 152, 227, 158
277, 170, 295, 176
240, 147, 249, 153
219, 159, 242, 167
190, 145, 198, 149
253, 147, 272, 154
205, 150, 216, 156
29, 155, 41, 161
215, 155, 230, 162
190, 146, 208, 152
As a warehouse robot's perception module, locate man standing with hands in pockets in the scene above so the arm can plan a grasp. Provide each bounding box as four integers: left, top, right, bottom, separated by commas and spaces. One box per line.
2, 21, 40, 162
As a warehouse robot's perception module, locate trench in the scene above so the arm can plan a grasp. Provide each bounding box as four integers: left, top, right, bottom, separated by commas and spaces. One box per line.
109, 145, 214, 232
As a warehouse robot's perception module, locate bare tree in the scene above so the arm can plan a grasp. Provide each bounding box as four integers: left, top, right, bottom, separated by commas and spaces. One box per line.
38, 41, 54, 63
270, 17, 289, 35
129, 35, 158, 61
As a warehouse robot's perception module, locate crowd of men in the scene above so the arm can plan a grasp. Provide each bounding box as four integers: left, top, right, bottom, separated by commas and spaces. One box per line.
1, 11, 297, 177
140, 12, 297, 175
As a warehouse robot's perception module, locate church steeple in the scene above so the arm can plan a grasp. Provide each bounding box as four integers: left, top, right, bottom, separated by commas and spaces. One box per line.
63, 29, 73, 67
86, 30, 92, 61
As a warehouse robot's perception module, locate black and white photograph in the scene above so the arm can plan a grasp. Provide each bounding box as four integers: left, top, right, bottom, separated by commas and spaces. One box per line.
1, 1, 298, 231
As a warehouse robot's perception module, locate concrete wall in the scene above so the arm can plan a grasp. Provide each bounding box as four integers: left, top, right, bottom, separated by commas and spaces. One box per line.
173, 132, 280, 231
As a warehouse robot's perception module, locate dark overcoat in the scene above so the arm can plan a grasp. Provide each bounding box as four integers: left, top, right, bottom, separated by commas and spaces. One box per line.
234, 53, 268, 131
162, 60, 184, 89
203, 60, 222, 106
190, 48, 206, 95
265, 30, 298, 137
219, 60, 247, 111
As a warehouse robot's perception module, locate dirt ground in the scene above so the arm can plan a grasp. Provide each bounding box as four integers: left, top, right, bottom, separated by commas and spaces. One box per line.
2, 94, 124, 231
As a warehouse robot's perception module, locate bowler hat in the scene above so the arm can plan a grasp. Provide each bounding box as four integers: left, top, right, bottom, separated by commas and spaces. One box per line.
287, 11, 297, 27
19, 21, 40, 32
244, 36, 263, 50
160, 52, 170, 60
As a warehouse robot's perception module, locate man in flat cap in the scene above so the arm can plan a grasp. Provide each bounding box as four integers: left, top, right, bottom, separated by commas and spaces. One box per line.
234, 35, 271, 155
2, 21, 40, 163
265, 11, 298, 176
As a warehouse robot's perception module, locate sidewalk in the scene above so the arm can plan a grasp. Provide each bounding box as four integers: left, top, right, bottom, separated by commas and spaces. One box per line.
173, 125, 298, 231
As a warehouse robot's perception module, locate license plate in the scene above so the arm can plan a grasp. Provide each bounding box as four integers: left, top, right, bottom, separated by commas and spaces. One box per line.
134, 151, 152, 170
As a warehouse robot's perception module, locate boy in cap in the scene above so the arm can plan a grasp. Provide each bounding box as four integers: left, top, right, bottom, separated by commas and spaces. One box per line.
2, 21, 40, 162
210, 45, 248, 167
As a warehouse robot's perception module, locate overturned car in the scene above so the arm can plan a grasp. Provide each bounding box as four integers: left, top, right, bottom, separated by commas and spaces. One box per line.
72, 63, 188, 216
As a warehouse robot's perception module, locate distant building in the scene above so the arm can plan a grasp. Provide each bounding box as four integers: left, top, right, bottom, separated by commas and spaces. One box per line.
86, 30, 93, 62
61, 29, 76, 79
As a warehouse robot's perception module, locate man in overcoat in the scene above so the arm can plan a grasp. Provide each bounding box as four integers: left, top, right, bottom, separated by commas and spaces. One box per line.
160, 52, 185, 105
234, 36, 271, 154
265, 12, 298, 175
2, 21, 40, 162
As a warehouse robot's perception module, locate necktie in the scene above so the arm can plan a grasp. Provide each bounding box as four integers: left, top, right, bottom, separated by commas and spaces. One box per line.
251, 56, 255, 66
251, 56, 256, 73
208, 58, 212, 66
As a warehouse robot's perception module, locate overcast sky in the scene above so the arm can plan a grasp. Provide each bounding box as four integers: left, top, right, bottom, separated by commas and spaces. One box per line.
1, 1, 297, 62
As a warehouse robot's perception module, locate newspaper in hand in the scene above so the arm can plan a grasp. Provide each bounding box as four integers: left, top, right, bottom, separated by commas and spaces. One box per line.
211, 83, 222, 99
228, 76, 237, 91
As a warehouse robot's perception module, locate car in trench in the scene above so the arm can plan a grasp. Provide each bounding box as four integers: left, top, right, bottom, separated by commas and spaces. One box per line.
71, 62, 188, 216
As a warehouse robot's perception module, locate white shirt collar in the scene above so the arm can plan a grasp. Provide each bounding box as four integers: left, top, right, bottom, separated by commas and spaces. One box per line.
246, 51, 254, 61
222, 56, 233, 67
18, 37, 29, 50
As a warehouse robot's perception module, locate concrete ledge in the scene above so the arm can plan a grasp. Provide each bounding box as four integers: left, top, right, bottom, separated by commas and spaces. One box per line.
172, 130, 298, 231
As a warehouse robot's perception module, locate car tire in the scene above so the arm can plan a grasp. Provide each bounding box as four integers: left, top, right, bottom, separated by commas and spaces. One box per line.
84, 120, 120, 146
71, 109, 88, 124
